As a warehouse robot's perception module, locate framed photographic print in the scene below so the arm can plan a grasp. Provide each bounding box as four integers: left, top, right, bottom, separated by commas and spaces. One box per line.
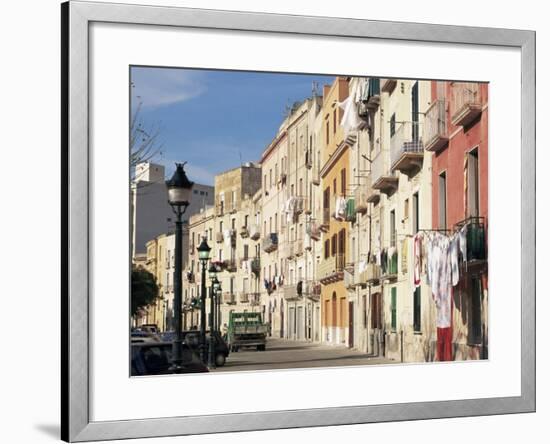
61, 0, 535, 441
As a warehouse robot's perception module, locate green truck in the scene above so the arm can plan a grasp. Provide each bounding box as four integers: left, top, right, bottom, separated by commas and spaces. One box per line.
226, 312, 268, 352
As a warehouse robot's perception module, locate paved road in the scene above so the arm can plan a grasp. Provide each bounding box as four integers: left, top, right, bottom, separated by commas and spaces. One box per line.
213, 338, 395, 372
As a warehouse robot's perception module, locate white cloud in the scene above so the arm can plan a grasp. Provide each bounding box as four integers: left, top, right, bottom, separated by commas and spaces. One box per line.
131, 68, 205, 109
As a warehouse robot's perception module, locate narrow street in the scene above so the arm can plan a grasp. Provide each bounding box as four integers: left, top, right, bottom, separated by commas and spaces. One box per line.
213, 338, 395, 372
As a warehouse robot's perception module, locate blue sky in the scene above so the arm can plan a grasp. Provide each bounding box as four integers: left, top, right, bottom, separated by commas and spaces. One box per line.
130, 67, 334, 185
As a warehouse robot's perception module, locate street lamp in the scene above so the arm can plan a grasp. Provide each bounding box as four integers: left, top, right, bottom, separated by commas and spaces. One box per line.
165, 162, 193, 373
196, 235, 211, 364
207, 264, 219, 368
212, 276, 220, 332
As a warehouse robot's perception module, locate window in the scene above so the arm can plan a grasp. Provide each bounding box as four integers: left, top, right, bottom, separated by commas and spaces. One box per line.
208, 228, 212, 241
324, 239, 330, 259
299, 178, 303, 197
412, 192, 419, 234
413, 287, 421, 332
325, 119, 330, 144
333, 109, 337, 134
275, 163, 278, 183
230, 277, 234, 295
269, 169, 273, 188
340, 168, 346, 195
467, 148, 480, 217
323, 188, 330, 213
331, 234, 337, 257
333, 178, 337, 195
468, 277, 483, 344
231, 218, 236, 230
331, 293, 337, 326
244, 215, 248, 228
391, 287, 397, 331
274, 213, 278, 232
244, 244, 249, 260
390, 113, 396, 137
439, 172, 447, 229
219, 221, 223, 232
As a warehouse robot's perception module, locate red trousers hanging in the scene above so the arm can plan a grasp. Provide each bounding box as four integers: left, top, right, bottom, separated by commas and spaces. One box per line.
437, 327, 452, 361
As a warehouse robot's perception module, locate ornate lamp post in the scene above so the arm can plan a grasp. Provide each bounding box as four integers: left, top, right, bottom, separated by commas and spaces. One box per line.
165, 162, 193, 373
196, 236, 211, 364
207, 264, 218, 368
211, 276, 220, 333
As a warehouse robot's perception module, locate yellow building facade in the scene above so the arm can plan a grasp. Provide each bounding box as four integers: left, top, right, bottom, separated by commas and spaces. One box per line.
318, 77, 352, 346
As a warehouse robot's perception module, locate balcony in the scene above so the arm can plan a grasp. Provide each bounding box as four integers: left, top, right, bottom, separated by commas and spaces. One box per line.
306, 222, 321, 241
238, 292, 249, 303
223, 259, 237, 272
240, 226, 249, 238
320, 207, 331, 232
371, 152, 398, 196
283, 284, 302, 301
354, 184, 369, 215
365, 263, 381, 284
282, 242, 294, 259
295, 196, 305, 214
304, 198, 313, 215
222, 292, 235, 304
381, 78, 397, 94
455, 217, 487, 263
318, 254, 345, 285
451, 82, 482, 127
249, 224, 261, 240
294, 239, 304, 256
344, 268, 355, 289
390, 121, 424, 175
424, 99, 449, 152
305, 151, 313, 169
250, 257, 261, 275
248, 292, 261, 305
306, 281, 321, 302
215, 232, 224, 243
312, 165, 321, 185
262, 233, 278, 253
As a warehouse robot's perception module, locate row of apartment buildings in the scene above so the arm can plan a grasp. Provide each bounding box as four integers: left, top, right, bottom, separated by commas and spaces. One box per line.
139, 76, 488, 362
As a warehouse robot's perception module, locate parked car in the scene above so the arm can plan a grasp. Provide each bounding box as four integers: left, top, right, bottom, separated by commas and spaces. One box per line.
181, 330, 230, 367
131, 342, 209, 376
139, 324, 160, 335
131, 331, 159, 343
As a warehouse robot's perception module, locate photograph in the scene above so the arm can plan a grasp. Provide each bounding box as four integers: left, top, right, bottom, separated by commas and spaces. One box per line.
129, 67, 488, 375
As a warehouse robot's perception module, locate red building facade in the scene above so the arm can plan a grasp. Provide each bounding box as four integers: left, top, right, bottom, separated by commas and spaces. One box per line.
426, 81, 489, 360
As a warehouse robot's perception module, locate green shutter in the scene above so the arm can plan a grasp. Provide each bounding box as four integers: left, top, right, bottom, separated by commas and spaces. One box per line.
391, 287, 397, 331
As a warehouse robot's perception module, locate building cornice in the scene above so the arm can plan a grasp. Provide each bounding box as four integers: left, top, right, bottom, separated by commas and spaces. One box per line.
320, 141, 348, 178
